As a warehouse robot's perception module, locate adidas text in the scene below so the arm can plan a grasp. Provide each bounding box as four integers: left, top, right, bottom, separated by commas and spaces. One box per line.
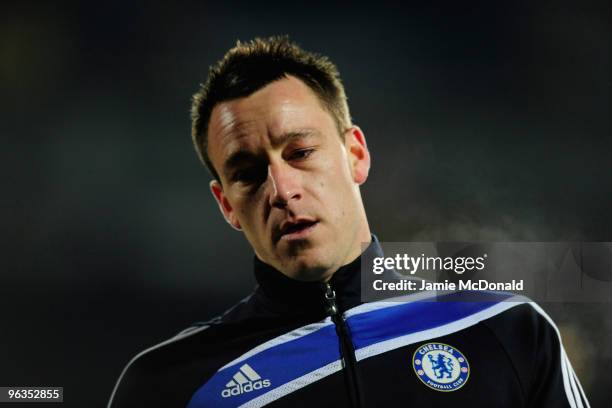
222, 379, 271, 397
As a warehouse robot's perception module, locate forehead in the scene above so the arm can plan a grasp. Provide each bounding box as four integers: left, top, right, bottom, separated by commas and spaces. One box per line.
207, 76, 336, 167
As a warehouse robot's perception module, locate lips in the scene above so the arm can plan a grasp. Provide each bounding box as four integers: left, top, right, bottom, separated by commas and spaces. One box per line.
277, 218, 319, 241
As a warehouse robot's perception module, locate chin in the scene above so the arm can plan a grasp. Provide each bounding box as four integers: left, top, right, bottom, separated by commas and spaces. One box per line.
282, 250, 334, 282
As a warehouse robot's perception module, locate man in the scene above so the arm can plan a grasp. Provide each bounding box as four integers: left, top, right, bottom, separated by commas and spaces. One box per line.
108, 37, 589, 407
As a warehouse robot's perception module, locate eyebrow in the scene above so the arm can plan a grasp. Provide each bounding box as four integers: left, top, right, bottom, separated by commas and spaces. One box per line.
222, 129, 318, 175
269, 129, 317, 148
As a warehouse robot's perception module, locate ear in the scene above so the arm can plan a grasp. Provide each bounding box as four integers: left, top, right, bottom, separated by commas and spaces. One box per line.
210, 180, 242, 231
344, 126, 371, 185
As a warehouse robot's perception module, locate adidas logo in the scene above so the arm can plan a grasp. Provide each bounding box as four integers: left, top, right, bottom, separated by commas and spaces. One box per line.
221, 363, 271, 398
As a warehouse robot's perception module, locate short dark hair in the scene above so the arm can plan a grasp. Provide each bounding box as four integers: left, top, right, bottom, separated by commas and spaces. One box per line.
190, 36, 351, 181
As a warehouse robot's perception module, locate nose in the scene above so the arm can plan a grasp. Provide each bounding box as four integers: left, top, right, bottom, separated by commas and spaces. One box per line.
267, 162, 302, 208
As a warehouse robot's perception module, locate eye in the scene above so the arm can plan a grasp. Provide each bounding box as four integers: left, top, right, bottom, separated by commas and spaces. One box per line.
233, 166, 267, 186
289, 148, 314, 161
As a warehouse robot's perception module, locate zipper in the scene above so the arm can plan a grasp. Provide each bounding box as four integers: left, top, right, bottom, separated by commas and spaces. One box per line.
323, 282, 363, 407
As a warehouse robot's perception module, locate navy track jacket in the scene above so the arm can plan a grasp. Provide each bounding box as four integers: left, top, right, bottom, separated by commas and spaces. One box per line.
109, 239, 589, 407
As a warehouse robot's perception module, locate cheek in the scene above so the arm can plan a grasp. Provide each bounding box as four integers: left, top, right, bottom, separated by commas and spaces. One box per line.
237, 204, 256, 226
235, 194, 266, 230
316, 176, 351, 219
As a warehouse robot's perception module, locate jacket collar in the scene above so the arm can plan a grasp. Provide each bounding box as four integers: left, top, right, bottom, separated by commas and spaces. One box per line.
252, 235, 382, 316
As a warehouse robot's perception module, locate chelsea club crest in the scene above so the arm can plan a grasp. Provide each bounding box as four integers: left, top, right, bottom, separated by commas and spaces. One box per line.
412, 342, 470, 392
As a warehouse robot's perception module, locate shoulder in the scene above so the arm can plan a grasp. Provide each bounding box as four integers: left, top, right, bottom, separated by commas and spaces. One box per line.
479, 298, 588, 407
481, 299, 560, 356
463, 295, 564, 373
484, 299, 554, 332
108, 293, 257, 407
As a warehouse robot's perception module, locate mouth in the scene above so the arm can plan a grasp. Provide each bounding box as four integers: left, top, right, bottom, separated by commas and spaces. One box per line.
277, 219, 319, 242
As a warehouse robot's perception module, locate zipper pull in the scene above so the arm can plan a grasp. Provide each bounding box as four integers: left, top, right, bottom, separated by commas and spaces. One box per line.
323, 282, 339, 316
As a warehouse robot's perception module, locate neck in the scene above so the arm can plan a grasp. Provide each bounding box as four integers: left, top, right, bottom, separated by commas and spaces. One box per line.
321, 224, 372, 282
253, 235, 381, 313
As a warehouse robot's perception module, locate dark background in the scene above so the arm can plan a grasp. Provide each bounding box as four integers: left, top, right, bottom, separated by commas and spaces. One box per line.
2, 1, 611, 406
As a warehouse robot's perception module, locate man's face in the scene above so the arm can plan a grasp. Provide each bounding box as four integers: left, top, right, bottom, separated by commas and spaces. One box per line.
207, 76, 371, 281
